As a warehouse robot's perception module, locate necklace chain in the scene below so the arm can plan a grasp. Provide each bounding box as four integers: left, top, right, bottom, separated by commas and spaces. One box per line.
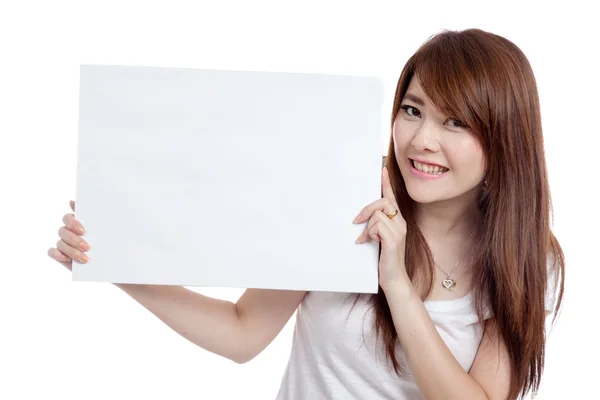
435, 260, 455, 278
434, 254, 466, 278
432, 229, 475, 279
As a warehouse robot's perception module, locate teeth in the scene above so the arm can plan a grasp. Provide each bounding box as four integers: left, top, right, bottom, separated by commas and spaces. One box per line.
413, 160, 448, 175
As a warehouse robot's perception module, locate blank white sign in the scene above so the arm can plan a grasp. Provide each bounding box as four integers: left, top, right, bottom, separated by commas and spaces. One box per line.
71, 65, 384, 293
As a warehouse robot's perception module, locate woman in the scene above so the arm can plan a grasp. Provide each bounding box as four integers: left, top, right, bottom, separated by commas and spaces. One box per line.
48, 28, 564, 400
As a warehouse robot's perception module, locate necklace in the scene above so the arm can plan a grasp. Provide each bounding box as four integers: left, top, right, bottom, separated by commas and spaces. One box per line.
433, 230, 475, 292
433, 258, 462, 292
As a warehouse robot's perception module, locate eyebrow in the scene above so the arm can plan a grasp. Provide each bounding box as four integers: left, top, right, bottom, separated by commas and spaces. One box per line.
402, 93, 425, 106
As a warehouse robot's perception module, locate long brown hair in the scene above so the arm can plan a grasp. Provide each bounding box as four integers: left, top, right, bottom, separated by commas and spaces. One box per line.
367, 28, 565, 399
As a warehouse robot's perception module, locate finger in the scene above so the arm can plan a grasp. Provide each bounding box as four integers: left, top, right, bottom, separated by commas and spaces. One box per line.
367, 220, 384, 243
57, 239, 89, 263
368, 215, 397, 244
376, 210, 399, 235
58, 226, 90, 250
358, 208, 405, 244
357, 209, 391, 243
354, 198, 394, 224
48, 247, 71, 262
70, 200, 75, 212
382, 167, 398, 205
62, 213, 85, 235
48, 248, 74, 271
356, 212, 378, 243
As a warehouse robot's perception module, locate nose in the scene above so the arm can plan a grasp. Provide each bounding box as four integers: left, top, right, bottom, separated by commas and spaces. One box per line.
410, 122, 441, 152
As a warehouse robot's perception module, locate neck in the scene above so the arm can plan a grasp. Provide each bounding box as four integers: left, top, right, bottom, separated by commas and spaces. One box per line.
415, 194, 481, 239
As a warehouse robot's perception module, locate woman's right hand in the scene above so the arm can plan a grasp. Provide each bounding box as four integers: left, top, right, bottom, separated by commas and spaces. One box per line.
47, 200, 90, 271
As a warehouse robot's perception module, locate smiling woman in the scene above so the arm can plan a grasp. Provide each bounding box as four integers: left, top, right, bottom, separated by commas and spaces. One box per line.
368, 27, 565, 400
394, 76, 487, 201
48, 28, 564, 400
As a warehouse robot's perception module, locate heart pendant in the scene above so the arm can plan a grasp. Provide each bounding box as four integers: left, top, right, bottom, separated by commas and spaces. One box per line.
442, 279, 456, 292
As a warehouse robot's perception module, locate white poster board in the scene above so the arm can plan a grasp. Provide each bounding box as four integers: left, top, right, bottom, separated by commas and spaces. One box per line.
72, 65, 384, 293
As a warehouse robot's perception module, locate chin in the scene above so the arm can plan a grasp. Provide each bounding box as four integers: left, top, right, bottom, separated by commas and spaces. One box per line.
407, 182, 481, 205
404, 185, 443, 204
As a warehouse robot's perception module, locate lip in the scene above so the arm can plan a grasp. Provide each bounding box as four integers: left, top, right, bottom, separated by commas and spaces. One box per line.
408, 158, 449, 179
409, 157, 448, 169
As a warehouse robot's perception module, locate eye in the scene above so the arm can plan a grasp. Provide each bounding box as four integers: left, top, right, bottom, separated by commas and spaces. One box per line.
400, 104, 421, 118
445, 117, 469, 129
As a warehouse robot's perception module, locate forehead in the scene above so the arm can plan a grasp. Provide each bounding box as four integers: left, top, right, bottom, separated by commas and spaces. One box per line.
404, 76, 439, 112
406, 76, 424, 94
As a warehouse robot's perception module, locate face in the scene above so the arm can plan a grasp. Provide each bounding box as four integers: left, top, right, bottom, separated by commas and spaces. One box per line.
393, 76, 486, 205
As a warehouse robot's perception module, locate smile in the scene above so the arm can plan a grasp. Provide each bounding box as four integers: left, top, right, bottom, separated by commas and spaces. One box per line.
409, 159, 449, 178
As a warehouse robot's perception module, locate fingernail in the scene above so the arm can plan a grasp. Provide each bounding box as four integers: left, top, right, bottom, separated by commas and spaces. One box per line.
355, 235, 362, 244
353, 214, 361, 224
79, 255, 89, 263
76, 225, 85, 234
80, 241, 90, 251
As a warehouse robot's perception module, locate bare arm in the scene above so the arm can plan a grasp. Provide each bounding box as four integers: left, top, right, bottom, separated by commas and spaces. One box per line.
50, 201, 307, 365
385, 283, 509, 400
469, 318, 511, 400
57, 158, 388, 369
116, 284, 306, 363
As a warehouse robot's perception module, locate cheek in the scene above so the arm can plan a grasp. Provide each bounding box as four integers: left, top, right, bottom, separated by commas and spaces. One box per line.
392, 119, 412, 153
446, 139, 486, 176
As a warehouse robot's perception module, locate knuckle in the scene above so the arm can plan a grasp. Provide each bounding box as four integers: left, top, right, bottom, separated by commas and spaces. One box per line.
57, 241, 67, 254
58, 226, 72, 242
67, 224, 81, 238
57, 240, 75, 259
62, 213, 72, 225
53, 249, 66, 260
64, 214, 81, 230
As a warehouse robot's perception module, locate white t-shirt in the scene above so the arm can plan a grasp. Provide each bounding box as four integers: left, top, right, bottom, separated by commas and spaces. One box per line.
276, 281, 558, 400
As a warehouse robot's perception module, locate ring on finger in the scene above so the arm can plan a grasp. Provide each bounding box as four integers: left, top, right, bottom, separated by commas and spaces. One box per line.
386, 209, 399, 219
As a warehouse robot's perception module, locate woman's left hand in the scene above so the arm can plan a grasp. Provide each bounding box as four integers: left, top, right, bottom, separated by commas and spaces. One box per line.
353, 167, 409, 291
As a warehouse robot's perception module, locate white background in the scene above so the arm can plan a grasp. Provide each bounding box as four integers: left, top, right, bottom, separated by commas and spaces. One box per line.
1, 1, 597, 399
